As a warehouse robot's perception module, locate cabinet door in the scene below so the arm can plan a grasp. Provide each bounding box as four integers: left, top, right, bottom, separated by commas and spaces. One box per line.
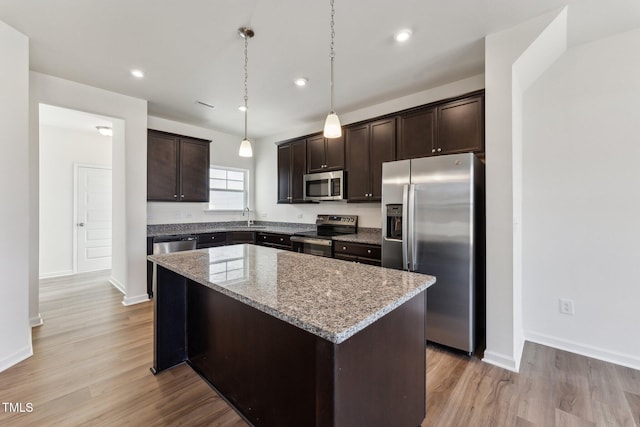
398, 108, 436, 160
324, 134, 344, 171
306, 134, 326, 173
345, 124, 370, 202
179, 138, 210, 202
437, 95, 484, 154
147, 132, 179, 201
290, 140, 307, 203
369, 118, 396, 200
277, 144, 292, 203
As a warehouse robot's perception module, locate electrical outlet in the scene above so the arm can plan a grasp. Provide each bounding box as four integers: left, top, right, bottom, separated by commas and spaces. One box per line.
559, 298, 574, 315
260, 212, 267, 218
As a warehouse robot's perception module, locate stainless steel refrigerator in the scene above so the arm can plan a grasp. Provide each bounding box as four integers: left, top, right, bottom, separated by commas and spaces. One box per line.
381, 153, 484, 354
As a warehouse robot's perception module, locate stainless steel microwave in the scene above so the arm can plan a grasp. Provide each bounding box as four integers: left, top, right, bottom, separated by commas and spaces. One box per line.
303, 170, 345, 201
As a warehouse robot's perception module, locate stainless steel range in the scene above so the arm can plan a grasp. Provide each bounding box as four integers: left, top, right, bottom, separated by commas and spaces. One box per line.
291, 214, 357, 257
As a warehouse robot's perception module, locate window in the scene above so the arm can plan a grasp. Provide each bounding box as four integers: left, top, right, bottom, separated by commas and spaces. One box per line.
208, 166, 248, 211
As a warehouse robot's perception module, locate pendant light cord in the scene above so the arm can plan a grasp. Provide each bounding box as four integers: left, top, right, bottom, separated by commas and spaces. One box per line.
244, 33, 249, 140
329, 0, 336, 114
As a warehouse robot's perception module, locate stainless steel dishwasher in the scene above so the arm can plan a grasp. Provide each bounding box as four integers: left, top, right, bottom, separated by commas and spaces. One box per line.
150, 235, 197, 298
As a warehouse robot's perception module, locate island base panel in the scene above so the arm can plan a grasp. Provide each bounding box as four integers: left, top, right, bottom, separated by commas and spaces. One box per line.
153, 266, 187, 373
187, 281, 317, 426
186, 279, 426, 427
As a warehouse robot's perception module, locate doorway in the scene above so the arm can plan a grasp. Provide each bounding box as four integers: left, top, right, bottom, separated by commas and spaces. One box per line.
39, 104, 113, 278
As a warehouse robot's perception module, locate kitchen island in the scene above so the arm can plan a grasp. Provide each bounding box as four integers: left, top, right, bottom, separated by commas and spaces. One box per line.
148, 244, 435, 426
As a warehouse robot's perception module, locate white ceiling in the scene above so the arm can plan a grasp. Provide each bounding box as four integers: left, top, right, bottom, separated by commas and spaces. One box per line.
2, 0, 639, 138
39, 104, 113, 134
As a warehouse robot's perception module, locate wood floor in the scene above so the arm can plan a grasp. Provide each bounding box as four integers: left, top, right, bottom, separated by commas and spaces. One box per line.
0, 273, 638, 426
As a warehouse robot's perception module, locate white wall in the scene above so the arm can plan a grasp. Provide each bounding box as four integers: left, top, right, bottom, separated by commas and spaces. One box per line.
0, 20, 31, 372
29, 72, 148, 312
39, 124, 112, 278
483, 9, 565, 372
522, 27, 640, 370
146, 116, 254, 224
254, 75, 486, 228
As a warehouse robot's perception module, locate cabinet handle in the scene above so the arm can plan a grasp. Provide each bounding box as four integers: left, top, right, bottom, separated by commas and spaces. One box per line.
263, 236, 267, 239
280, 238, 284, 242
211, 236, 215, 240
437, 148, 442, 152
181, 194, 185, 198
343, 246, 347, 250
173, 194, 177, 198
367, 249, 371, 254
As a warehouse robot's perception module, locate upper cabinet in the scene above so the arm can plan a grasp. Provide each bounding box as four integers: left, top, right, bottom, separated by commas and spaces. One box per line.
436, 94, 484, 155
397, 107, 436, 160
147, 129, 210, 202
306, 133, 345, 173
277, 139, 307, 204
397, 93, 484, 159
345, 118, 396, 202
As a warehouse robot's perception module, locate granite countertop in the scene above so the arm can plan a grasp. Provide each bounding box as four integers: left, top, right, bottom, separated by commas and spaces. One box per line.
148, 245, 435, 344
147, 221, 315, 237
332, 228, 381, 245
148, 221, 383, 245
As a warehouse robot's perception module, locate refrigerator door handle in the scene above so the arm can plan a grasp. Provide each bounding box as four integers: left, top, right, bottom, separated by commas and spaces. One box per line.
402, 184, 409, 270
408, 184, 416, 271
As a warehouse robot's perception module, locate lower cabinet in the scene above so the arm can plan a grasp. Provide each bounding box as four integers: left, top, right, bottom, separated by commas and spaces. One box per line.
256, 232, 292, 250
333, 242, 381, 266
227, 231, 256, 245
197, 232, 227, 249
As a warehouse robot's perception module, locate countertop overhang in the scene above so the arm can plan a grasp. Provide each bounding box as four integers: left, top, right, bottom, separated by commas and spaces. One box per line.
148, 244, 435, 343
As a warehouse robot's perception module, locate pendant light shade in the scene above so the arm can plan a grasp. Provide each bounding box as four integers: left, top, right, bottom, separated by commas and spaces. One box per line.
323, 112, 342, 138
323, 0, 342, 139
239, 138, 253, 157
238, 27, 254, 157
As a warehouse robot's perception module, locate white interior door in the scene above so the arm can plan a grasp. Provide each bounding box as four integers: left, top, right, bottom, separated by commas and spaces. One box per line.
76, 165, 112, 273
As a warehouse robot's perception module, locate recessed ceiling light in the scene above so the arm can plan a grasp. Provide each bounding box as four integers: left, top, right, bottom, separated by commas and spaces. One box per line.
130, 69, 145, 78
294, 77, 309, 87
238, 105, 247, 112
394, 29, 413, 43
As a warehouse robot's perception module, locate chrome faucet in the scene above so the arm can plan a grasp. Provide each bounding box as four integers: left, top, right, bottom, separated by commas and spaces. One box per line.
243, 207, 253, 227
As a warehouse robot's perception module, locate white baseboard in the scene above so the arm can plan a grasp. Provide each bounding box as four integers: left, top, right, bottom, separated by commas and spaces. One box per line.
109, 277, 126, 294
30, 314, 43, 327
524, 330, 640, 371
122, 293, 150, 306
0, 345, 33, 373
39, 269, 74, 280
482, 350, 518, 372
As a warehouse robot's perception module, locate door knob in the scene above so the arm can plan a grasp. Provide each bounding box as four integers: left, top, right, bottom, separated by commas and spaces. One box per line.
77, 222, 85, 227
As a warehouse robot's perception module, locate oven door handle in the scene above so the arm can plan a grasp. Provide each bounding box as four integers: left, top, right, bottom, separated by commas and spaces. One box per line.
290, 236, 333, 247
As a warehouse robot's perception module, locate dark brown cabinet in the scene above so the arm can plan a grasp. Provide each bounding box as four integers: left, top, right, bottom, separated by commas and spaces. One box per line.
256, 232, 292, 250
197, 232, 227, 249
227, 231, 255, 244
306, 133, 344, 173
277, 139, 307, 204
334, 242, 381, 266
345, 118, 396, 202
436, 94, 484, 155
397, 107, 436, 160
397, 92, 484, 160
147, 130, 210, 202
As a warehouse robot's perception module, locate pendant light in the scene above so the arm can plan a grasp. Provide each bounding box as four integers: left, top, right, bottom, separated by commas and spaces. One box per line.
323, 0, 342, 138
238, 27, 254, 157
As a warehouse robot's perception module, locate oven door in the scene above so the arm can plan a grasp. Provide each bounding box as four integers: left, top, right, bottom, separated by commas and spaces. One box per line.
290, 236, 333, 257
